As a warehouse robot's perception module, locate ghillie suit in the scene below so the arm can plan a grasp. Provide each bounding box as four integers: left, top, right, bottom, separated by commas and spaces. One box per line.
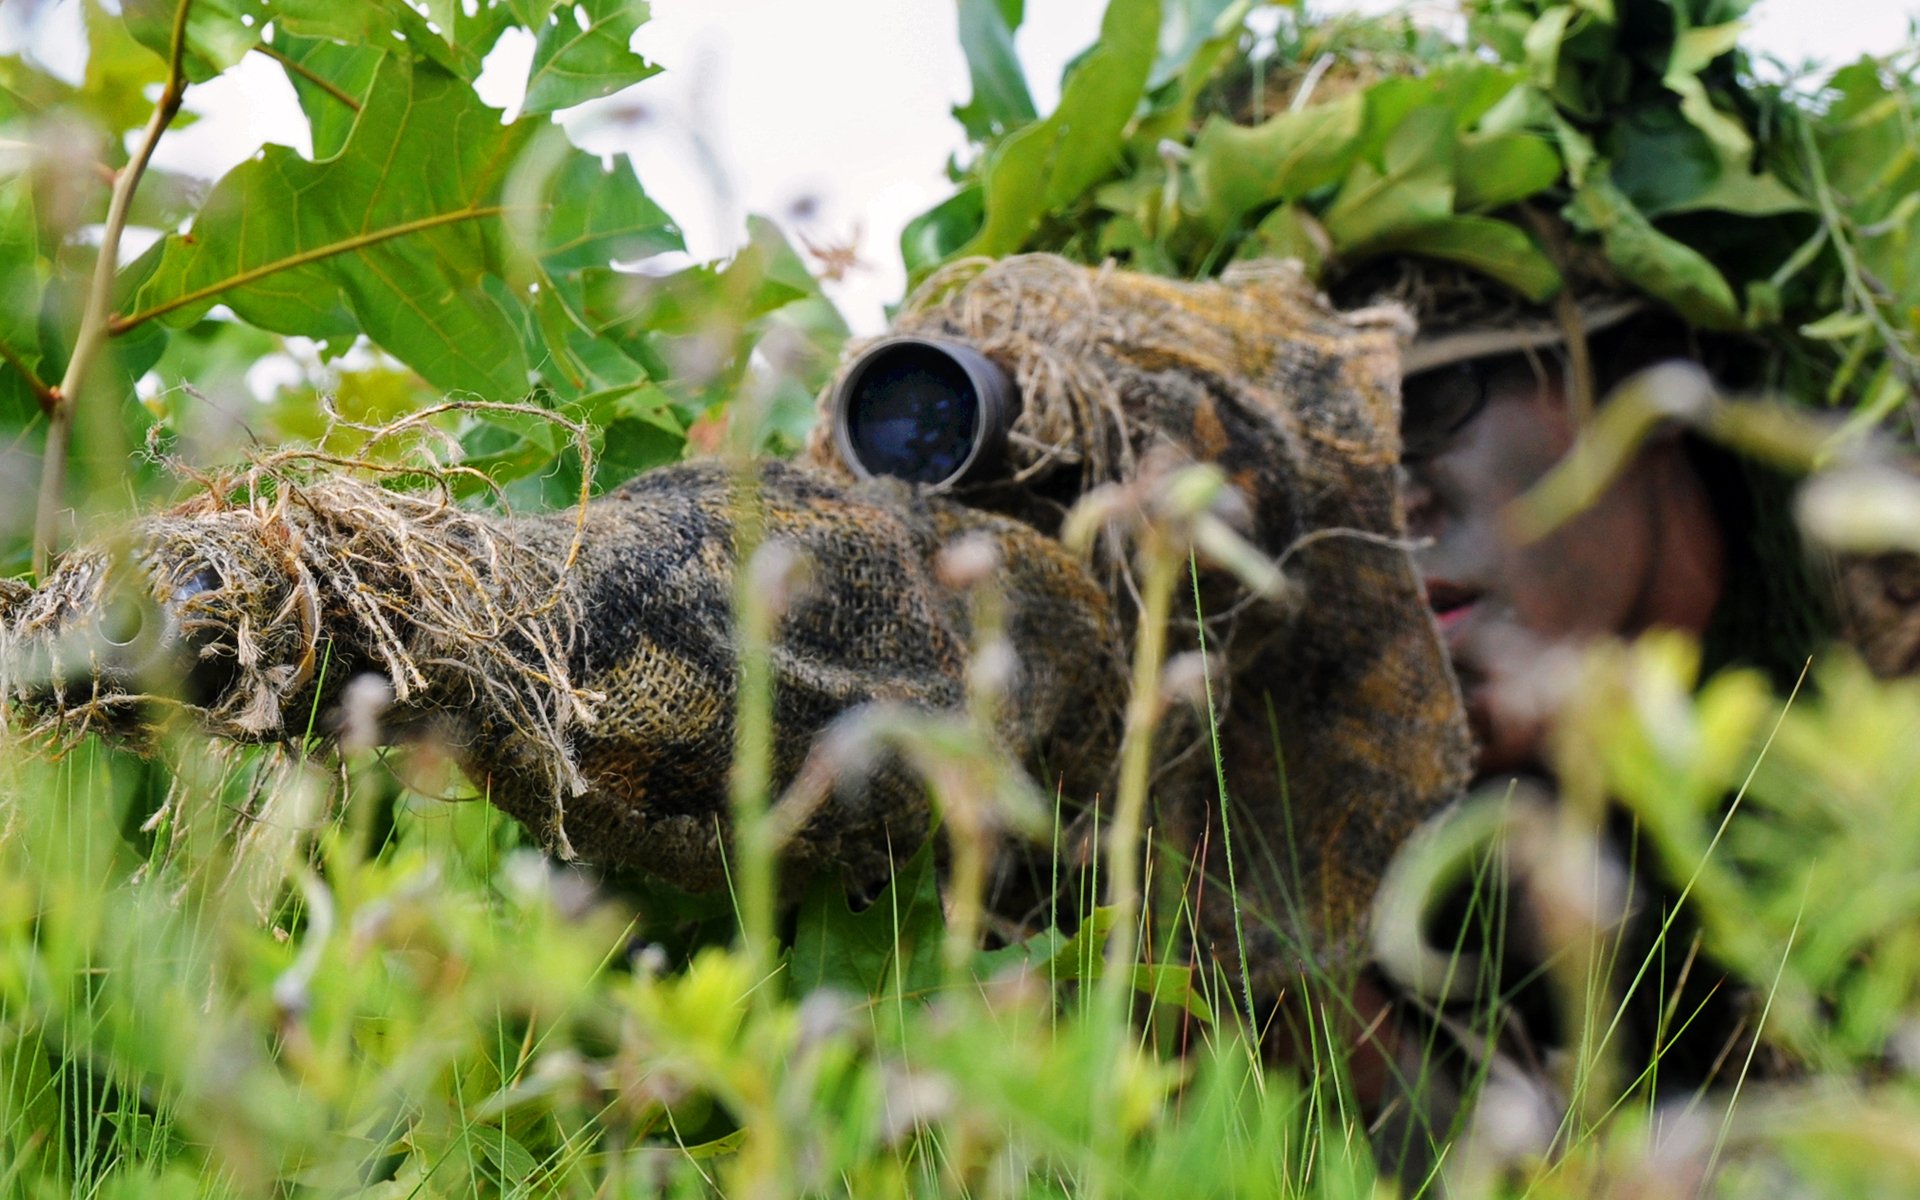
0, 452, 1120, 898
1, 258, 1471, 986
808, 256, 1472, 982
894, 0, 1920, 1177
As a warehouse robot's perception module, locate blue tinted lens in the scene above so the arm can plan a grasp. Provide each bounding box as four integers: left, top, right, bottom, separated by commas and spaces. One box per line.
845, 348, 981, 484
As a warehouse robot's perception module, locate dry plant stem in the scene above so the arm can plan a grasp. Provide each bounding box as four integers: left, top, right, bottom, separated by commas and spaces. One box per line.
33, 1, 190, 579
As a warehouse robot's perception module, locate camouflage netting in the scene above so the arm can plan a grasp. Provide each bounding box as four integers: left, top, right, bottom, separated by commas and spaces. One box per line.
809, 254, 1474, 975
3, 255, 1470, 978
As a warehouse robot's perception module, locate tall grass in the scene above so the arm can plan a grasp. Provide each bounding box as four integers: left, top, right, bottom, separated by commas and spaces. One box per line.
6, 501, 1920, 1196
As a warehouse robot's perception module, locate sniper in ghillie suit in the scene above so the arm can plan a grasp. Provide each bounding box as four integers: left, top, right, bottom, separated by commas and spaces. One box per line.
2, 0, 1920, 1192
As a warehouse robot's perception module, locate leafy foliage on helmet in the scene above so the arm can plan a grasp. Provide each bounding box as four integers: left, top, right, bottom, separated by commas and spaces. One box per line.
910, 0, 1920, 422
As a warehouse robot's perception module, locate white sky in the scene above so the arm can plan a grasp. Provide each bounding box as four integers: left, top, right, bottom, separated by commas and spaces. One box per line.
11, 0, 1920, 332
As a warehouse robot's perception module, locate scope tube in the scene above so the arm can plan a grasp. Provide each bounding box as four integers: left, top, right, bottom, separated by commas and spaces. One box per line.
829, 336, 1018, 489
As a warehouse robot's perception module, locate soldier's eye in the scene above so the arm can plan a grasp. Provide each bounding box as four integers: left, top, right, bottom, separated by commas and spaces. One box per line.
1401, 361, 1488, 462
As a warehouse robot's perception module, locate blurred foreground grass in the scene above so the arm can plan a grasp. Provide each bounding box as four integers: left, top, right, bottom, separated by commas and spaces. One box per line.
6, 638, 1920, 1197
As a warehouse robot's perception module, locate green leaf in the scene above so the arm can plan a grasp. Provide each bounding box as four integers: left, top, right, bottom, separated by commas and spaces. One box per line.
790, 837, 944, 1000
975, 908, 1215, 1021
1147, 0, 1247, 91
81, 0, 173, 139
1187, 95, 1362, 236
124, 56, 542, 397
1662, 20, 1751, 160
271, 35, 383, 161
901, 185, 985, 279
1520, 6, 1576, 100
271, 0, 485, 80
958, 0, 1162, 258
522, 0, 661, 117
1042, 0, 1162, 209
1565, 174, 1742, 329
1321, 108, 1456, 255
953, 0, 1038, 141
1454, 131, 1561, 212
1373, 215, 1563, 300
122, 0, 262, 84
1243, 203, 1329, 278
1798, 311, 1875, 341
536, 153, 682, 273
0, 177, 49, 423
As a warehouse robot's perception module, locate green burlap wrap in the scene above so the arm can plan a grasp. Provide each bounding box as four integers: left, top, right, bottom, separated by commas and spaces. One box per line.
3, 256, 1471, 977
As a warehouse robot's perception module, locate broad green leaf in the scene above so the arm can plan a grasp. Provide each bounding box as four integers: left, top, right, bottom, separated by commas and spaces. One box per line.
1671, 167, 1809, 218
975, 908, 1215, 1021
1663, 20, 1751, 159
1147, 0, 1247, 91
270, 35, 383, 160
522, 0, 660, 117
1373, 215, 1563, 300
1520, 6, 1575, 100
0, 177, 47, 424
81, 0, 173, 140
1243, 203, 1329, 279
1042, 0, 1162, 208
272, 0, 475, 80
534, 153, 682, 273
901, 185, 984, 278
958, 0, 1162, 258
790, 837, 944, 1000
1187, 96, 1362, 236
1424, 60, 1529, 131
953, 0, 1037, 141
122, 0, 262, 84
123, 56, 542, 396
1608, 104, 1722, 216
1133, 0, 1250, 142
1565, 174, 1742, 329
1321, 108, 1456, 255
1454, 131, 1560, 212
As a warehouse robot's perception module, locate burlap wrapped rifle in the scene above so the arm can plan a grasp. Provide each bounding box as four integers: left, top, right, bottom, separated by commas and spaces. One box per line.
1, 256, 1471, 990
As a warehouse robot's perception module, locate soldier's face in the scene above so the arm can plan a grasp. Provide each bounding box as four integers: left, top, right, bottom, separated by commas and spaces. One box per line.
1398, 354, 1718, 773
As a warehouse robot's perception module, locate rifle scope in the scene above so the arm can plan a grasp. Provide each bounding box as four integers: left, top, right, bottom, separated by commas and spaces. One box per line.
829, 336, 1017, 489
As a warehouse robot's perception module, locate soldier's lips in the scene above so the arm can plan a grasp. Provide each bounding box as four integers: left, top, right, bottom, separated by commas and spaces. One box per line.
1423, 579, 1483, 635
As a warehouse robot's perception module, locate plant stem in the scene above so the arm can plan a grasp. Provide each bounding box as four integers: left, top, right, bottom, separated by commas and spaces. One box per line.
32, 0, 191, 578
0, 337, 54, 414
1098, 535, 1180, 1018
728, 406, 776, 989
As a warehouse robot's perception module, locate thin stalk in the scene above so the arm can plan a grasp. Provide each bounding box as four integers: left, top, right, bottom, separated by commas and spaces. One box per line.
730, 525, 776, 984
0, 337, 54, 414
726, 374, 778, 989
1087, 534, 1181, 1200
1098, 537, 1179, 1014
33, 0, 192, 578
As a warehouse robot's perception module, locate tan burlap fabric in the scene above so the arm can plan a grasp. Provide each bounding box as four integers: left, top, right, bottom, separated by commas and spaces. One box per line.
2, 459, 1122, 897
